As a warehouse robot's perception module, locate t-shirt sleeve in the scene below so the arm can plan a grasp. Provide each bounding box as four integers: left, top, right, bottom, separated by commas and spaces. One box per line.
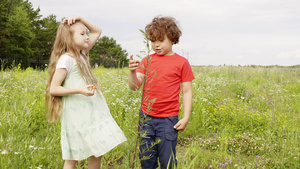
56, 54, 73, 73
181, 60, 195, 82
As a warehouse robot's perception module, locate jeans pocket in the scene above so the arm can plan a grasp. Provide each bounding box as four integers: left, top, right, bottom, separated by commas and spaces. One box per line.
165, 116, 179, 141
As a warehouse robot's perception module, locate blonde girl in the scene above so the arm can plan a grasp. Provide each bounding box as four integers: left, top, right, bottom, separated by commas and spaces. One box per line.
45, 16, 126, 169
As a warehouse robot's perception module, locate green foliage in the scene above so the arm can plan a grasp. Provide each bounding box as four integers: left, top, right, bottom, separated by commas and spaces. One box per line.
0, 0, 60, 70
89, 36, 128, 68
4, 6, 34, 58
0, 66, 299, 168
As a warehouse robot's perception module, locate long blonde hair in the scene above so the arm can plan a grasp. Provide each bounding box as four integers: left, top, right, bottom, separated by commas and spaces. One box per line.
45, 21, 100, 122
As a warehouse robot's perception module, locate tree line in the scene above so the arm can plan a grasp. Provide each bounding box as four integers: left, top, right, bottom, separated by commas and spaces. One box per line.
0, 0, 128, 70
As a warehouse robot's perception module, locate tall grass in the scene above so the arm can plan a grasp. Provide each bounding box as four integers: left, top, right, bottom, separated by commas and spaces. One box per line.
0, 65, 299, 168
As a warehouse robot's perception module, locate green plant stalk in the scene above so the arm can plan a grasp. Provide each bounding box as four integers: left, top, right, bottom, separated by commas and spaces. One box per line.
131, 29, 152, 169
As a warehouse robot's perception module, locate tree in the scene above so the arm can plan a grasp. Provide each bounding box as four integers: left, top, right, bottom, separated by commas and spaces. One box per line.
2, 5, 34, 67
89, 36, 128, 68
32, 15, 59, 69
0, 0, 10, 55
0, 0, 59, 69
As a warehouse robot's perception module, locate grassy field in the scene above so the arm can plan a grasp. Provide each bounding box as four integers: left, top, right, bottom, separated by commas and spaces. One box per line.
0, 65, 299, 168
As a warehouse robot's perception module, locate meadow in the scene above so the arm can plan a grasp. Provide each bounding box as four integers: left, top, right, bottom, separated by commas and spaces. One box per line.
0, 65, 299, 168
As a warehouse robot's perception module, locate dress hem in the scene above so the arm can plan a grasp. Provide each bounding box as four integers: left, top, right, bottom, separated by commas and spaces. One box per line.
62, 137, 127, 161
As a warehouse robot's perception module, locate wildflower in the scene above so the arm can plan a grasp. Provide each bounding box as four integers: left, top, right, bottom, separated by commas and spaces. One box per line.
256, 156, 261, 159
234, 164, 238, 168
222, 164, 226, 167
36, 165, 43, 169
1, 150, 8, 154
255, 162, 259, 167
209, 165, 213, 168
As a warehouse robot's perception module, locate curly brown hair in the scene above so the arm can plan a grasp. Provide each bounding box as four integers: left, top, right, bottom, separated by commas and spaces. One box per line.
145, 16, 182, 44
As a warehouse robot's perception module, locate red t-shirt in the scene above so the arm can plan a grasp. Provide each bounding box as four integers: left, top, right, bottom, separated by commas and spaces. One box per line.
136, 53, 195, 117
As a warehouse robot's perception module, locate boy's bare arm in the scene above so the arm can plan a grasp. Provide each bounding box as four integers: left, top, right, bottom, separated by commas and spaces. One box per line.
128, 55, 144, 90
174, 81, 193, 131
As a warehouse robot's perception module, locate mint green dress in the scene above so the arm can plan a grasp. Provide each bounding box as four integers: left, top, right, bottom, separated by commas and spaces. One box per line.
60, 57, 127, 160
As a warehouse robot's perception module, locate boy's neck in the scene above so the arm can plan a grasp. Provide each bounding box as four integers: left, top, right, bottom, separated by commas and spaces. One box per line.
156, 51, 175, 56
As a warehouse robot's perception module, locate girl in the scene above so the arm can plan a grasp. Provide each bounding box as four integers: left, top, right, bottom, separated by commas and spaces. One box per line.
45, 16, 127, 169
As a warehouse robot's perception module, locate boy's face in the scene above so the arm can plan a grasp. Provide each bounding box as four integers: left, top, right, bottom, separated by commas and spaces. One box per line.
151, 35, 174, 56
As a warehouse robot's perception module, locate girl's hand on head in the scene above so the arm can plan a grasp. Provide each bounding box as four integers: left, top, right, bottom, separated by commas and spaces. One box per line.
63, 16, 81, 26
80, 85, 95, 96
129, 55, 140, 72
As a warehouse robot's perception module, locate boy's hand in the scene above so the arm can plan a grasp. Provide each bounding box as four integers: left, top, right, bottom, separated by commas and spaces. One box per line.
174, 118, 189, 132
129, 55, 140, 72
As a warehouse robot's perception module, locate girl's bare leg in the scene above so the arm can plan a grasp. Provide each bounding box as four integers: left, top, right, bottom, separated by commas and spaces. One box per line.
63, 160, 77, 169
88, 156, 102, 169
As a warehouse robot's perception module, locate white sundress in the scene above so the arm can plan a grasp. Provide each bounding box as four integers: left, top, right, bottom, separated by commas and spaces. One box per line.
57, 54, 127, 160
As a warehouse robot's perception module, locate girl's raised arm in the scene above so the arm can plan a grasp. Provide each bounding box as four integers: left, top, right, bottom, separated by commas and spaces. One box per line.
63, 16, 102, 53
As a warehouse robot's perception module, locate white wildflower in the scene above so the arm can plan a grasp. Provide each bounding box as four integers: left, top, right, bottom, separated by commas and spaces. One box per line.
1, 150, 8, 154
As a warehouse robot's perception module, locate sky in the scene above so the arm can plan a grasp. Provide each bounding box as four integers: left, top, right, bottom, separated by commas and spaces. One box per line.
28, 0, 300, 66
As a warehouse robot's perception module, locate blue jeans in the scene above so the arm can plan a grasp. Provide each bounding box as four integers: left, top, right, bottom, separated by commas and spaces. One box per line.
139, 111, 179, 169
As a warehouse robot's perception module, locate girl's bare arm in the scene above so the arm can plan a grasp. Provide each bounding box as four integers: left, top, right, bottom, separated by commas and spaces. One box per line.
63, 16, 102, 53
50, 68, 95, 96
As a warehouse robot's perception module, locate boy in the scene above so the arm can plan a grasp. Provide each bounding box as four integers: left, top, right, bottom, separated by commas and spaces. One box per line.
128, 16, 194, 169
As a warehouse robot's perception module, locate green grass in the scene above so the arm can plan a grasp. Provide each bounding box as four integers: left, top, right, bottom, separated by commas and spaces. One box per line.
0, 65, 299, 168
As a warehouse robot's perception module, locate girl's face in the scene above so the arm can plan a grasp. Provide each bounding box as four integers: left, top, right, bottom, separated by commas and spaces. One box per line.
151, 35, 174, 56
71, 23, 89, 50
